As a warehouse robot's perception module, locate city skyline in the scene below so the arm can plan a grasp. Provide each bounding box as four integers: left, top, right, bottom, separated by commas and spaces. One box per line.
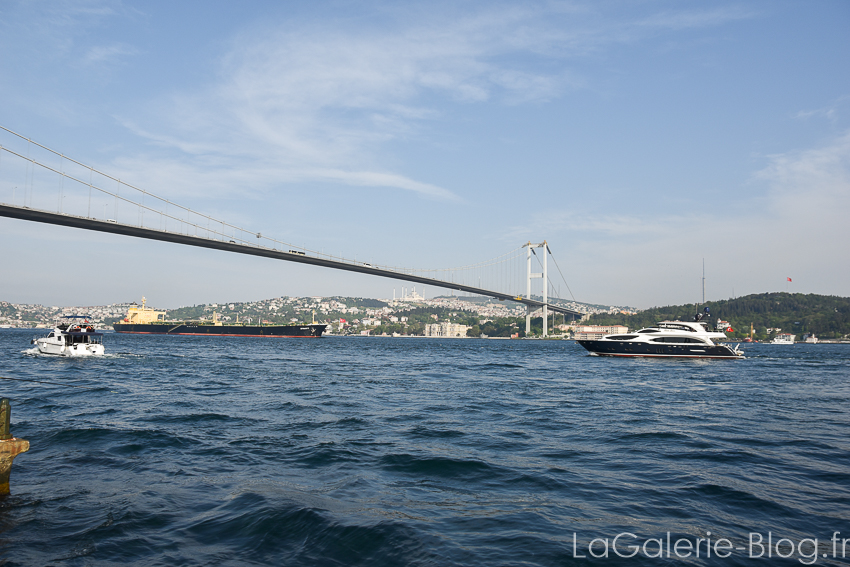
1, 1, 848, 309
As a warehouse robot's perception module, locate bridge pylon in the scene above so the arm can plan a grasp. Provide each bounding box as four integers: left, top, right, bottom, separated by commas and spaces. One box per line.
524, 241, 548, 337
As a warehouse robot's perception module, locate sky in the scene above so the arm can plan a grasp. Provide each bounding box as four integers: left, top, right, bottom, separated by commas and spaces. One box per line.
0, 0, 848, 309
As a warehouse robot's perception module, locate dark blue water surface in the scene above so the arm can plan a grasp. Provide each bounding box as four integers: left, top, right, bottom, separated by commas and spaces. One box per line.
0, 330, 848, 566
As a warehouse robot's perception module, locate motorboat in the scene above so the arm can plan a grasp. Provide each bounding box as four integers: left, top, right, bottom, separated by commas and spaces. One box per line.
33, 317, 105, 356
771, 333, 796, 345
577, 308, 743, 359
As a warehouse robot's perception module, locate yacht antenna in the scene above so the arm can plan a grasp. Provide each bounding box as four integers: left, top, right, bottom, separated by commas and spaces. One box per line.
702, 258, 705, 304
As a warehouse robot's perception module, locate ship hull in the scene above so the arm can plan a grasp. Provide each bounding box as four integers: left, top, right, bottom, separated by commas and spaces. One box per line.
113, 323, 326, 337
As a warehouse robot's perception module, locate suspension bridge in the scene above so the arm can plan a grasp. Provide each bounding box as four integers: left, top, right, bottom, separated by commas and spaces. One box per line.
0, 125, 581, 335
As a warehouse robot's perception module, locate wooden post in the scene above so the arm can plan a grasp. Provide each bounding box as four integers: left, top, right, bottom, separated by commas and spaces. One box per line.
0, 399, 29, 495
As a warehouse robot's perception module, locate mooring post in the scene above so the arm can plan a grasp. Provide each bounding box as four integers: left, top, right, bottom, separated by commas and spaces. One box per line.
0, 398, 29, 495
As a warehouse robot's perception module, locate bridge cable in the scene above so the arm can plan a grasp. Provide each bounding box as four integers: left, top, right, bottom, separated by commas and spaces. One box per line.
530, 245, 576, 307
0, 126, 557, 294
546, 245, 576, 302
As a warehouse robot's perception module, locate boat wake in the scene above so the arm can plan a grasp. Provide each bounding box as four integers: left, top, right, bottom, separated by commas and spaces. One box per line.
22, 348, 125, 359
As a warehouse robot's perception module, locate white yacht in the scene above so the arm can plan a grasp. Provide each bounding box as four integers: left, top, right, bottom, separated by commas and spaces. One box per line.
577, 309, 743, 359
771, 333, 796, 345
34, 317, 105, 356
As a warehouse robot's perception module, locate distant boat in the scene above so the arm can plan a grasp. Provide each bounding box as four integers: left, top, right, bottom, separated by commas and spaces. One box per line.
771, 333, 796, 345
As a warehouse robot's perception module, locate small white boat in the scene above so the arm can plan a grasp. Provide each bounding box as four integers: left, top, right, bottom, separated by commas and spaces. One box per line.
771, 333, 796, 345
33, 317, 105, 356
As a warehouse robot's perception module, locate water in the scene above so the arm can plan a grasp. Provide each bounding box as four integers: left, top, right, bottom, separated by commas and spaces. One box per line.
0, 330, 848, 566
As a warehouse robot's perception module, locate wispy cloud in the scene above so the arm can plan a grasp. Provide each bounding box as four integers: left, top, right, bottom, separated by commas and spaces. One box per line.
8, 0, 129, 55
795, 95, 850, 123
82, 43, 138, 65
498, 130, 850, 305
756, 130, 850, 222
517, 130, 850, 243
635, 6, 754, 31
118, 3, 752, 202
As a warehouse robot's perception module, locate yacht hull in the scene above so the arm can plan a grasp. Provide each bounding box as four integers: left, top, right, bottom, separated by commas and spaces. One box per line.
577, 340, 741, 358
35, 340, 104, 356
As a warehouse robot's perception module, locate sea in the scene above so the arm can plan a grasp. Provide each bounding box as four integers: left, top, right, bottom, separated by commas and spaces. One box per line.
0, 329, 848, 566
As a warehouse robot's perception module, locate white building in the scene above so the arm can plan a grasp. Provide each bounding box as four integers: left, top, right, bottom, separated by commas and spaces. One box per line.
573, 325, 628, 340
400, 287, 425, 302
424, 322, 470, 338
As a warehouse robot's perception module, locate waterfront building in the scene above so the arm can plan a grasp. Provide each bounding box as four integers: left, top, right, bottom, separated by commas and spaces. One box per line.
424, 322, 470, 338
574, 325, 628, 340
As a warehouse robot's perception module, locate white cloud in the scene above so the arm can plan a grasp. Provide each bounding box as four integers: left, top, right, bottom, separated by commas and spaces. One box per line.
82, 43, 138, 65
105, 156, 459, 204
502, 131, 850, 306
756, 131, 850, 227
117, 3, 752, 203
119, 11, 574, 200
795, 95, 849, 123
635, 7, 754, 32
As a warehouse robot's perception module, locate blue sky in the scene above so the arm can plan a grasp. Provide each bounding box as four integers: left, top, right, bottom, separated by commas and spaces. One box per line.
1, 0, 848, 309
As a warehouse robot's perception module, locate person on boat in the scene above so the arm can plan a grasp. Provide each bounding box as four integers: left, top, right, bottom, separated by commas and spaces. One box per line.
694, 307, 710, 322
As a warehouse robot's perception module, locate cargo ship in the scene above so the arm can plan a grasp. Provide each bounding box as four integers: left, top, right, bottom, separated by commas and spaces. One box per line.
112, 298, 326, 337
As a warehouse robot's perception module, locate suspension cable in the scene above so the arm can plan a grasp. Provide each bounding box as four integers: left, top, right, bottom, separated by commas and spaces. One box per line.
547, 244, 576, 301
529, 245, 573, 304
1, 125, 572, 296
0, 130, 526, 282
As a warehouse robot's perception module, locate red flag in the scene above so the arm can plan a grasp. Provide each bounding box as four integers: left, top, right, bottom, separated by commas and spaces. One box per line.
787, 277, 792, 282
727, 327, 734, 332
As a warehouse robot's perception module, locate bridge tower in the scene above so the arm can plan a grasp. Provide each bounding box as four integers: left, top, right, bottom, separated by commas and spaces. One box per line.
524, 241, 548, 337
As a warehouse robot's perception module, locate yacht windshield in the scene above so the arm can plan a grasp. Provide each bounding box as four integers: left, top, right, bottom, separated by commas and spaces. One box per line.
657, 323, 697, 332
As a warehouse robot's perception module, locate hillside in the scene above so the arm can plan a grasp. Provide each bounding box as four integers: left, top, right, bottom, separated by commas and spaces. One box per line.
585, 292, 850, 340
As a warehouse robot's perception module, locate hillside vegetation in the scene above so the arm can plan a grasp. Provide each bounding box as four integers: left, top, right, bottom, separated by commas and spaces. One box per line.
585, 293, 850, 340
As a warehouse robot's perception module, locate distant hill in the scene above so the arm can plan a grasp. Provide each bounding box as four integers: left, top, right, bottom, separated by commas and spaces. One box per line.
585, 292, 850, 339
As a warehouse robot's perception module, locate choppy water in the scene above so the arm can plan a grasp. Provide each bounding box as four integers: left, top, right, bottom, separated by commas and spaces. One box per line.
0, 330, 848, 566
